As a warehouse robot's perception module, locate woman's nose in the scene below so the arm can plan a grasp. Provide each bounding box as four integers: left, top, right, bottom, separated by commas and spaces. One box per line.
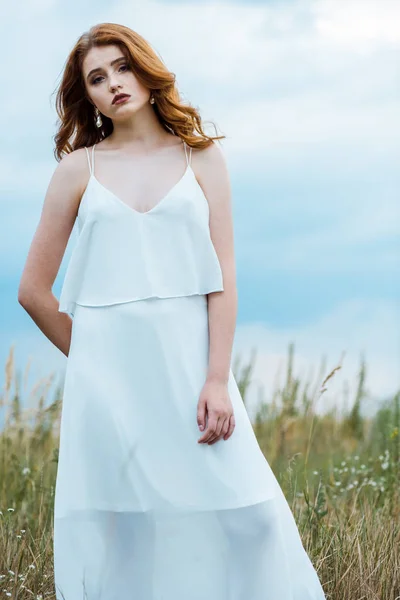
109, 77, 121, 92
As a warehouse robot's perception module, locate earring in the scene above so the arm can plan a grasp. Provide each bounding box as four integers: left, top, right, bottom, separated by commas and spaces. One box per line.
150, 95, 155, 104
94, 106, 103, 128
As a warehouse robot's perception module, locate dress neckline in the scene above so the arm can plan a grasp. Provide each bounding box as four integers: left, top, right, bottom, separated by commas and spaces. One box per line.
89, 163, 194, 217
88, 139, 193, 217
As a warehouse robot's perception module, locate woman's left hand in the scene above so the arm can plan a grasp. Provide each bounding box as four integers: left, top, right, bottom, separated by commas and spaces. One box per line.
197, 380, 236, 445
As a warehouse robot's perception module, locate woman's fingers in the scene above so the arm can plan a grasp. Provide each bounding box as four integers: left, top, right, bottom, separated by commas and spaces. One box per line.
198, 413, 233, 444
223, 414, 236, 440
209, 416, 231, 445
205, 416, 224, 444
197, 414, 218, 444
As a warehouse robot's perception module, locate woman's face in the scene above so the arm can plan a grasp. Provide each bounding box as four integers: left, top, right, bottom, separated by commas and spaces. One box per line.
82, 44, 151, 121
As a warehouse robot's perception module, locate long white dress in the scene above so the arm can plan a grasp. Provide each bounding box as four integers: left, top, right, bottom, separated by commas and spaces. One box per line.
54, 140, 326, 600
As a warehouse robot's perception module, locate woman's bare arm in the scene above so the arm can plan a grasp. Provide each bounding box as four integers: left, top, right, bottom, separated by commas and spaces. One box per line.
18, 148, 88, 357
194, 141, 238, 385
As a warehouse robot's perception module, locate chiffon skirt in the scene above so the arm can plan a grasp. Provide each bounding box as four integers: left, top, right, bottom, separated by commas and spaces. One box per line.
53, 294, 326, 600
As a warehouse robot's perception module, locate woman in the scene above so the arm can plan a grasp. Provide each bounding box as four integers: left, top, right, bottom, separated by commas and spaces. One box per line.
18, 22, 326, 600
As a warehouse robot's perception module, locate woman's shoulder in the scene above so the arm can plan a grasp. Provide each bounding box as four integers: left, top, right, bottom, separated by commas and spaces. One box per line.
59, 145, 90, 171
191, 139, 227, 182
57, 146, 92, 195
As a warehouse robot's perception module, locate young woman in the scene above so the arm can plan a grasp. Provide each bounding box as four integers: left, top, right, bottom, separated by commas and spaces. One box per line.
18, 22, 326, 600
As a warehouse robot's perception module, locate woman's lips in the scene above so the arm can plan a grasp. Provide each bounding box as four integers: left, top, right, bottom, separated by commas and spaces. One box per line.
113, 95, 130, 105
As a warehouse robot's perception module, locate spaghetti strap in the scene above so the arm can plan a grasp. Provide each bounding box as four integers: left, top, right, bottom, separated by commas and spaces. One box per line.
91, 144, 96, 177
84, 147, 92, 176
183, 141, 192, 167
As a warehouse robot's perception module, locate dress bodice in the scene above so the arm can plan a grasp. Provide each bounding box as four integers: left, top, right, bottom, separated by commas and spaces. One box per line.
58, 140, 224, 318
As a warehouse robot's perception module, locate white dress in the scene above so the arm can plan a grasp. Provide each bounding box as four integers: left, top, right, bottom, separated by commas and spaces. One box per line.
54, 140, 326, 600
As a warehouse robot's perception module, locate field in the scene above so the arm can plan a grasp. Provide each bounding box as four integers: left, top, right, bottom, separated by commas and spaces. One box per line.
1, 342, 399, 599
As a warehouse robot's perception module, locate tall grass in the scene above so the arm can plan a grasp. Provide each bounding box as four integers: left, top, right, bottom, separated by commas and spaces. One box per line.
1, 342, 399, 599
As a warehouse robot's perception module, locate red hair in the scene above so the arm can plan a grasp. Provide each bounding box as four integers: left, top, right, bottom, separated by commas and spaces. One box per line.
53, 22, 225, 161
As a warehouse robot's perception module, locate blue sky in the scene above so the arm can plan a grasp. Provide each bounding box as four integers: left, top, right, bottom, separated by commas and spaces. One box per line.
1, 0, 399, 418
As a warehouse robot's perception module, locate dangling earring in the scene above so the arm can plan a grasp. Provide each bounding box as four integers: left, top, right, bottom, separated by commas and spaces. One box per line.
94, 106, 103, 128
150, 95, 155, 104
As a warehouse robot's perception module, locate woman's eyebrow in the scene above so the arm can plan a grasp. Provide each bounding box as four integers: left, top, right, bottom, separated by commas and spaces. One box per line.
86, 57, 126, 80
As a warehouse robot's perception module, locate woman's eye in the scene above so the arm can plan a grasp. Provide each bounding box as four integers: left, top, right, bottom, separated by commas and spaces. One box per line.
92, 64, 129, 85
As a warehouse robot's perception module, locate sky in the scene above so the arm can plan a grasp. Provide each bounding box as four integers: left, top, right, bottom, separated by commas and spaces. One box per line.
1, 0, 399, 420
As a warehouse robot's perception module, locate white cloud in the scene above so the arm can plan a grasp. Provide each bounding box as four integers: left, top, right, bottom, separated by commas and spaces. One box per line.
313, 0, 400, 50
240, 192, 400, 272
0, 0, 57, 20
234, 297, 400, 419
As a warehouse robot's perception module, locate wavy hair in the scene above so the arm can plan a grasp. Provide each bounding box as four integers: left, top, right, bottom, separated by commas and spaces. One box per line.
53, 23, 225, 161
